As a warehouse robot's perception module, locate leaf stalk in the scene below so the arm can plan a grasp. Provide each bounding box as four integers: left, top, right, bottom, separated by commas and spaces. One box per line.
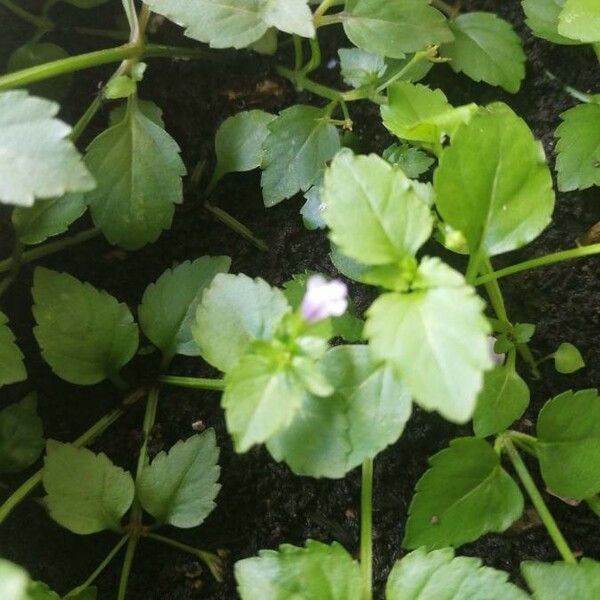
360, 458, 374, 600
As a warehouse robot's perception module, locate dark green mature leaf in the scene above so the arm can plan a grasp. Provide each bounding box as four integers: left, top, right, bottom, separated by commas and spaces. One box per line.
261, 105, 340, 207
139, 256, 231, 363
434, 103, 554, 257
32, 268, 139, 385
0, 311, 26, 387
43, 441, 135, 534
267, 345, 411, 478
441, 13, 525, 93
0, 91, 94, 207
0, 559, 28, 600
338, 48, 387, 88
85, 97, 186, 250
404, 437, 523, 549
0, 395, 44, 473
556, 103, 600, 192
138, 430, 220, 528
386, 547, 529, 599
522, 558, 600, 599
558, 0, 600, 42
235, 540, 361, 600
194, 273, 290, 372
343, 0, 453, 58
536, 389, 600, 499
522, 0, 579, 44
473, 367, 530, 437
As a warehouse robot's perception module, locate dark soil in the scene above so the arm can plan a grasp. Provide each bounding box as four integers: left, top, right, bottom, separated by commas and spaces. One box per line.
1, 0, 599, 598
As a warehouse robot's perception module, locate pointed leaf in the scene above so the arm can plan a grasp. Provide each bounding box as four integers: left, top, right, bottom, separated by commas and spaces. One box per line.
0, 311, 26, 387
522, 558, 600, 599
558, 0, 600, 43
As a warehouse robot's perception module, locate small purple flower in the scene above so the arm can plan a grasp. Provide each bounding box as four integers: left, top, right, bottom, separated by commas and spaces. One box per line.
488, 336, 505, 366
301, 275, 348, 323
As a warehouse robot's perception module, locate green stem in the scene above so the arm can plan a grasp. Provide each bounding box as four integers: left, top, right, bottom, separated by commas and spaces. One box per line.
293, 35, 303, 72
465, 249, 483, 284
135, 386, 159, 484
159, 375, 225, 391
585, 495, 600, 519
376, 49, 431, 92
545, 70, 596, 103
360, 458, 373, 600
205, 202, 268, 252
0, 0, 52, 29
300, 38, 322, 77
0, 242, 23, 299
313, 0, 339, 21
72, 26, 130, 42
502, 438, 576, 563
117, 536, 139, 600
507, 430, 538, 457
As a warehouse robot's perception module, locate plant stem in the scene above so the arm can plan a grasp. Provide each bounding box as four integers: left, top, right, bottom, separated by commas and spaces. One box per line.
0, 242, 23, 299
360, 458, 373, 600
300, 38, 322, 77
160, 375, 225, 391
0, 0, 52, 29
204, 202, 268, 252
586, 495, 600, 519
117, 536, 139, 600
545, 69, 596, 103
293, 35, 303, 72
135, 386, 159, 484
376, 48, 433, 92
502, 437, 576, 563
313, 0, 339, 22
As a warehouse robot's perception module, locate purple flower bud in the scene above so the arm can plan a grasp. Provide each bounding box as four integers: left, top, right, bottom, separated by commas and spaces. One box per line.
488, 336, 505, 366
301, 275, 348, 323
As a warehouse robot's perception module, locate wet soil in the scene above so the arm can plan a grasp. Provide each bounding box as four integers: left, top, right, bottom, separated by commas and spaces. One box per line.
1, 0, 599, 598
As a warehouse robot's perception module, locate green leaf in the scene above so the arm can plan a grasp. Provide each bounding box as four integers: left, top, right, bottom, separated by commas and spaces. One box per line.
301, 184, 327, 230
338, 48, 387, 88
212, 110, 276, 188
0, 559, 29, 600
85, 97, 186, 250
235, 540, 361, 600
261, 105, 340, 207
43, 441, 135, 534
250, 28, 279, 55
522, 0, 580, 44
104, 75, 136, 100
522, 558, 600, 599
0, 311, 26, 387
194, 273, 290, 372
387, 547, 529, 599
109, 99, 164, 128
383, 53, 435, 85
32, 268, 139, 385
434, 103, 555, 257
12, 192, 86, 245
267, 345, 411, 478
0, 90, 94, 207
558, 0, 600, 42
0, 394, 44, 474
366, 258, 492, 423
27, 581, 60, 600
323, 150, 433, 266
382, 143, 435, 178
554, 341, 585, 373
555, 103, 600, 192
139, 256, 231, 363
441, 13, 525, 93
343, 0, 453, 58
473, 367, 530, 437
404, 437, 524, 549
137, 430, 220, 528
536, 389, 600, 499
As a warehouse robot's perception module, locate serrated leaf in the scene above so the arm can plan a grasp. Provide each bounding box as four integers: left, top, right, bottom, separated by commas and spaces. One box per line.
109, 99, 164, 128
43, 441, 134, 534
0, 394, 44, 473
0, 560, 28, 600
139, 256, 231, 363
523, 0, 580, 44
0, 311, 26, 387
301, 184, 326, 230
434, 103, 555, 257
338, 48, 386, 88
267, 345, 411, 478
382, 143, 435, 178
404, 437, 523, 549
555, 103, 600, 192
441, 13, 525, 93
522, 558, 600, 599
261, 105, 340, 207
473, 367, 530, 437
137, 430, 220, 528
12, 192, 86, 245
558, 0, 600, 43
387, 547, 529, 599
0, 90, 94, 207
343, 0, 453, 58
536, 389, 600, 499
85, 97, 186, 250
193, 273, 290, 372
235, 540, 361, 600
366, 258, 492, 423
32, 268, 139, 385
553, 342, 585, 373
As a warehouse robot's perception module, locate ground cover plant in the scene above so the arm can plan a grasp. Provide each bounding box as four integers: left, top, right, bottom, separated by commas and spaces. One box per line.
0, 0, 600, 598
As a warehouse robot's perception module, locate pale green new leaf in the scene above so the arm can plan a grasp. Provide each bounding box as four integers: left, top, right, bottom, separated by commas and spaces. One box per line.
522, 0, 580, 44
338, 48, 386, 88
12, 192, 86, 245
235, 540, 361, 600
441, 13, 526, 93
522, 558, 600, 599
404, 437, 524, 549
555, 103, 600, 192
194, 273, 290, 372
109, 99, 164, 128
85, 98, 186, 250
32, 268, 139, 385
0, 311, 26, 387
267, 345, 411, 478
386, 547, 529, 599
434, 103, 555, 257
343, 0, 453, 58
558, 0, 600, 42
382, 143, 435, 178
139, 256, 231, 362
553, 342, 585, 373
137, 430, 220, 528
0, 560, 28, 600
536, 389, 600, 499
0, 90, 94, 207
43, 441, 135, 534
261, 105, 340, 207
261, 0, 315, 38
